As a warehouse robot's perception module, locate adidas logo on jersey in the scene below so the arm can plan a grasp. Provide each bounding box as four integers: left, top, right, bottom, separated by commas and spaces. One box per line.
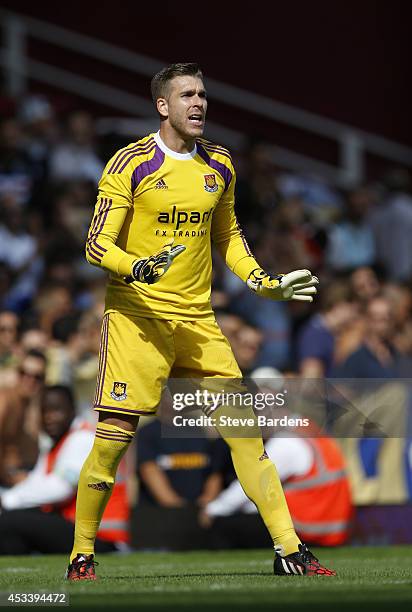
155, 179, 168, 189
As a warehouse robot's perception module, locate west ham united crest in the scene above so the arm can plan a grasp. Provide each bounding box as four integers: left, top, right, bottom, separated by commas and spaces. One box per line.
203, 173, 218, 193
110, 381, 127, 401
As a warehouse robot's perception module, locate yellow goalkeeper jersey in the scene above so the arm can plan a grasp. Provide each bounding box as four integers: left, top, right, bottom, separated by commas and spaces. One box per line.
86, 131, 260, 320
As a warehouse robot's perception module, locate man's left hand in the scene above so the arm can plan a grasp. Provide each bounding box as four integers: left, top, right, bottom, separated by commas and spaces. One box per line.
247, 268, 319, 302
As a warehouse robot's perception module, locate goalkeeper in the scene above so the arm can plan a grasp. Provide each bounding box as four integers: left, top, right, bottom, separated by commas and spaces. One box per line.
67, 62, 335, 580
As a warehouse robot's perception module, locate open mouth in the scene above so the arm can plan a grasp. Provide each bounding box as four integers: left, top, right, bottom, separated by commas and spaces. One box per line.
188, 114, 203, 127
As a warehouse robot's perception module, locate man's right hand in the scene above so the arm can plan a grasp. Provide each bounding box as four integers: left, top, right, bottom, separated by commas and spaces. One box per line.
198, 509, 214, 529
124, 240, 186, 285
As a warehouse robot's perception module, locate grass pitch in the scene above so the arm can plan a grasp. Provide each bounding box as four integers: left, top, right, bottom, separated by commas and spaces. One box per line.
0, 547, 411, 611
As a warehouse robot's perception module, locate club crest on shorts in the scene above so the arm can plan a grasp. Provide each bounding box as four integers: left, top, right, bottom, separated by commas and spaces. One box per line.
110, 381, 127, 401
203, 173, 218, 193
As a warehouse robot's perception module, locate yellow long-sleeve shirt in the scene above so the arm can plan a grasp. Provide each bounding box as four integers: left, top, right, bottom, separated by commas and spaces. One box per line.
86, 131, 260, 320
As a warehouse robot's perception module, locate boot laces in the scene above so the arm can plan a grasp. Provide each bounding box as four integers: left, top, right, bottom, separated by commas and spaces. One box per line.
75, 555, 99, 571
298, 544, 319, 566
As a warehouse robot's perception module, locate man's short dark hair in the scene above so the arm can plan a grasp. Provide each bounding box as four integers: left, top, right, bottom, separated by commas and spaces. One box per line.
43, 385, 75, 411
151, 63, 203, 103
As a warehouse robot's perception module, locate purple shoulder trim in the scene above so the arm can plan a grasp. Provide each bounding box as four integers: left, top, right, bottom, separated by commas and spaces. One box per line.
198, 139, 231, 155
107, 138, 155, 174
131, 146, 165, 193
202, 144, 233, 161
196, 143, 232, 192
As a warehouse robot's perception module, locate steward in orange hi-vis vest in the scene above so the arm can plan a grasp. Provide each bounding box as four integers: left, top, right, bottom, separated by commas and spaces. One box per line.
282, 436, 353, 546
205, 430, 353, 547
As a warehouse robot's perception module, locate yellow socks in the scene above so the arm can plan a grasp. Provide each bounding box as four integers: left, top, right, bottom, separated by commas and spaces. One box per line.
70, 423, 134, 562
216, 407, 301, 556
70, 413, 299, 560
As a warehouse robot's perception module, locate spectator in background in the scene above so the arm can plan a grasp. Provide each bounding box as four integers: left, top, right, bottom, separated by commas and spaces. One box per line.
18, 326, 49, 355
0, 349, 46, 488
0, 118, 34, 206
46, 311, 100, 419
297, 281, 358, 377
0, 194, 43, 314
137, 417, 219, 508
335, 267, 383, 363
371, 169, 412, 282
0, 310, 19, 388
31, 281, 73, 338
0, 195, 37, 273
0, 311, 18, 369
49, 111, 103, 183
231, 290, 291, 369
70, 312, 101, 418
234, 324, 263, 375
0, 385, 129, 554
19, 95, 58, 186
134, 412, 223, 550
383, 284, 412, 357
326, 187, 376, 272
215, 311, 264, 374
277, 172, 342, 226
334, 296, 412, 378
48, 181, 96, 254
214, 312, 243, 354
0, 263, 12, 309
255, 222, 310, 276
47, 312, 82, 386
271, 196, 323, 271
234, 140, 278, 238
350, 267, 381, 307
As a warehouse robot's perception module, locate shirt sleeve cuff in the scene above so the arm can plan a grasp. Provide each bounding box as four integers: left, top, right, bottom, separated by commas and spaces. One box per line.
232, 257, 260, 283
101, 249, 137, 277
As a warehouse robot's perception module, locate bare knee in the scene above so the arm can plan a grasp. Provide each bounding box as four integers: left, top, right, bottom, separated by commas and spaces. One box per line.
97, 410, 139, 433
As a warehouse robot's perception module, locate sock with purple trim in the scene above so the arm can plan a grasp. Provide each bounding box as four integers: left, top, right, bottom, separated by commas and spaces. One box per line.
69, 422, 134, 562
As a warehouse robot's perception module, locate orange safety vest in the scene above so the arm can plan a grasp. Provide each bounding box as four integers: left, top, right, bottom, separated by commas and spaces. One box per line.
42, 421, 130, 544
283, 436, 353, 546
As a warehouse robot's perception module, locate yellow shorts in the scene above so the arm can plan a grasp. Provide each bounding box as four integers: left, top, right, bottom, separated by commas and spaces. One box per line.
93, 311, 242, 416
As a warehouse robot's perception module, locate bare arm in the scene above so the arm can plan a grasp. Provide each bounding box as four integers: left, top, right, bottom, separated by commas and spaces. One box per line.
139, 461, 186, 508
197, 473, 223, 506
0, 396, 23, 486
299, 357, 326, 378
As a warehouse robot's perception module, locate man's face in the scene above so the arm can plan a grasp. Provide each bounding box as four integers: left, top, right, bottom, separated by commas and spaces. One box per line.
351, 267, 380, 302
41, 390, 73, 441
367, 299, 393, 341
235, 326, 263, 370
0, 312, 18, 352
158, 75, 207, 139
18, 355, 46, 399
332, 302, 359, 332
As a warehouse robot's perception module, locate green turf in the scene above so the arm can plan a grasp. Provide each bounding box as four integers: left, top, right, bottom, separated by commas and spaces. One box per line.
0, 547, 412, 611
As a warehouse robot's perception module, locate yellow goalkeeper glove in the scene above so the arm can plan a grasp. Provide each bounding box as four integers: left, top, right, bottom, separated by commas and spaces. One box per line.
247, 268, 319, 302
124, 240, 186, 285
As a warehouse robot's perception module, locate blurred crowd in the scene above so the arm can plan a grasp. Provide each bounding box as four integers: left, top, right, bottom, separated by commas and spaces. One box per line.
1, 94, 412, 551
